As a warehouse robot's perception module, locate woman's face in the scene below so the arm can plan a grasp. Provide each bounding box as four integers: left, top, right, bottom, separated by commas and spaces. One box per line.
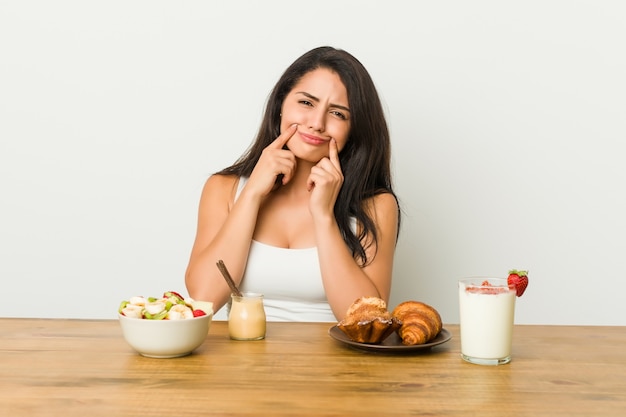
280, 68, 351, 163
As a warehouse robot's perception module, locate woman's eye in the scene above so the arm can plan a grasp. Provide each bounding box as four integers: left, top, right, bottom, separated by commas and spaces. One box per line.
299, 100, 313, 106
331, 111, 347, 120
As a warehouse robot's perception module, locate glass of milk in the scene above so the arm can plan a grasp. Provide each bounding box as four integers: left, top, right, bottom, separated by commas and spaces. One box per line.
458, 278, 516, 365
228, 292, 266, 341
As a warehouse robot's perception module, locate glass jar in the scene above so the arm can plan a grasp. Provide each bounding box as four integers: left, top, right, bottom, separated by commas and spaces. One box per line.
228, 292, 266, 340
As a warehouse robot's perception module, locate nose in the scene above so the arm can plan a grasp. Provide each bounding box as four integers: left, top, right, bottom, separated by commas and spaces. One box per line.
308, 108, 325, 132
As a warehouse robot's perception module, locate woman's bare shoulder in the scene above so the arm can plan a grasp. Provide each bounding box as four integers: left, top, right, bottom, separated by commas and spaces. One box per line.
204, 173, 239, 189
200, 174, 240, 205
365, 192, 400, 236
366, 191, 399, 214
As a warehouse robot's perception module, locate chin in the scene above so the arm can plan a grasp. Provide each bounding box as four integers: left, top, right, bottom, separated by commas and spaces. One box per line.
287, 144, 325, 162
296, 151, 328, 164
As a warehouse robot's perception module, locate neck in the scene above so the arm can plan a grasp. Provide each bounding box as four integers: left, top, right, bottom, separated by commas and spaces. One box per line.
275, 158, 316, 196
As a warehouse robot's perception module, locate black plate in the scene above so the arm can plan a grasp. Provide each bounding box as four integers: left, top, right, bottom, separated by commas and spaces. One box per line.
328, 325, 452, 353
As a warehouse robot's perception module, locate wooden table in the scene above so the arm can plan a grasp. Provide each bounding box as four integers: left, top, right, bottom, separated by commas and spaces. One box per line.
1, 319, 625, 416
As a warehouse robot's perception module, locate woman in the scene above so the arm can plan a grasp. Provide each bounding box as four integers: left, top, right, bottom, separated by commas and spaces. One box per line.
185, 46, 400, 322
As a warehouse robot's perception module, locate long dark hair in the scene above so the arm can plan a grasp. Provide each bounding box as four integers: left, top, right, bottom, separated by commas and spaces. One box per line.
218, 46, 400, 265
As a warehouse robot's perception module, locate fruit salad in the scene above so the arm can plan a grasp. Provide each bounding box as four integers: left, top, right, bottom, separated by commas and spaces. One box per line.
118, 290, 213, 320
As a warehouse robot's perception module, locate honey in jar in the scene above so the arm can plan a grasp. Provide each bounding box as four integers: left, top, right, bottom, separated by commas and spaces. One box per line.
228, 292, 266, 340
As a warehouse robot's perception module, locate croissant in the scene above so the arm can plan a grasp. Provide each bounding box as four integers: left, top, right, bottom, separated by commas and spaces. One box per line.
392, 301, 442, 345
337, 297, 402, 344
344, 296, 391, 321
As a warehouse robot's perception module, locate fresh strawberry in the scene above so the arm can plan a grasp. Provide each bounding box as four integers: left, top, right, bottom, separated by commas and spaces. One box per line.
507, 269, 529, 297
192, 309, 207, 317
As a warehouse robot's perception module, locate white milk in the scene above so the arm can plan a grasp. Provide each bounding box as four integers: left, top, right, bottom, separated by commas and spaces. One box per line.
459, 279, 516, 365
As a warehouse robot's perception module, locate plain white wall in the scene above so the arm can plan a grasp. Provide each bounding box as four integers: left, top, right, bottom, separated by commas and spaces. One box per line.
1, 1, 625, 325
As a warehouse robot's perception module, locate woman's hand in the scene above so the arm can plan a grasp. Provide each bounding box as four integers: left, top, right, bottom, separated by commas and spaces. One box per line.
246, 124, 298, 198
307, 138, 344, 221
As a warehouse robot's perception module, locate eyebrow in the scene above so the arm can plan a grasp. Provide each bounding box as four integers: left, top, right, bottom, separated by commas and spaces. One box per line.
296, 91, 351, 113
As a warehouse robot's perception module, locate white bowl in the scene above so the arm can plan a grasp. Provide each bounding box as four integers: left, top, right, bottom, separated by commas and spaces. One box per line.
118, 312, 212, 358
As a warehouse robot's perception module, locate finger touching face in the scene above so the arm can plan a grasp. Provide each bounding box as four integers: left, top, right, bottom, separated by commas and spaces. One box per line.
328, 138, 340, 167
272, 123, 298, 149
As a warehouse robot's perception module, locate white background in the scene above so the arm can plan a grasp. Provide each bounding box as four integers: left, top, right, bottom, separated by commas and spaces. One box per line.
1, 1, 624, 325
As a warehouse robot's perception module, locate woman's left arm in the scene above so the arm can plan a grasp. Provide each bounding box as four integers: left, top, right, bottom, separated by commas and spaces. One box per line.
308, 139, 399, 320
314, 192, 399, 320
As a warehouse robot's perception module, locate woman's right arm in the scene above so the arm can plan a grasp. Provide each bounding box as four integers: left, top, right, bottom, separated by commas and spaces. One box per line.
184, 174, 263, 312
185, 124, 298, 311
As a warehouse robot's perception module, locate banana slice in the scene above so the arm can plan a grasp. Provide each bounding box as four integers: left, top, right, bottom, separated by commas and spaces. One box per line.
167, 303, 194, 320
121, 304, 143, 318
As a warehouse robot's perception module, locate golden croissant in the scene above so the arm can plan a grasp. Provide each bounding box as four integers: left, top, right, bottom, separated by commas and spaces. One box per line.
392, 301, 442, 345
337, 297, 401, 344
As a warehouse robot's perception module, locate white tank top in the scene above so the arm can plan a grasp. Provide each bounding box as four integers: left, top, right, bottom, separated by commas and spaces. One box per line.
233, 177, 337, 322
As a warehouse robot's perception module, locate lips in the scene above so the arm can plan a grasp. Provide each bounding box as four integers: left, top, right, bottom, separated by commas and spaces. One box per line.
298, 131, 329, 146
